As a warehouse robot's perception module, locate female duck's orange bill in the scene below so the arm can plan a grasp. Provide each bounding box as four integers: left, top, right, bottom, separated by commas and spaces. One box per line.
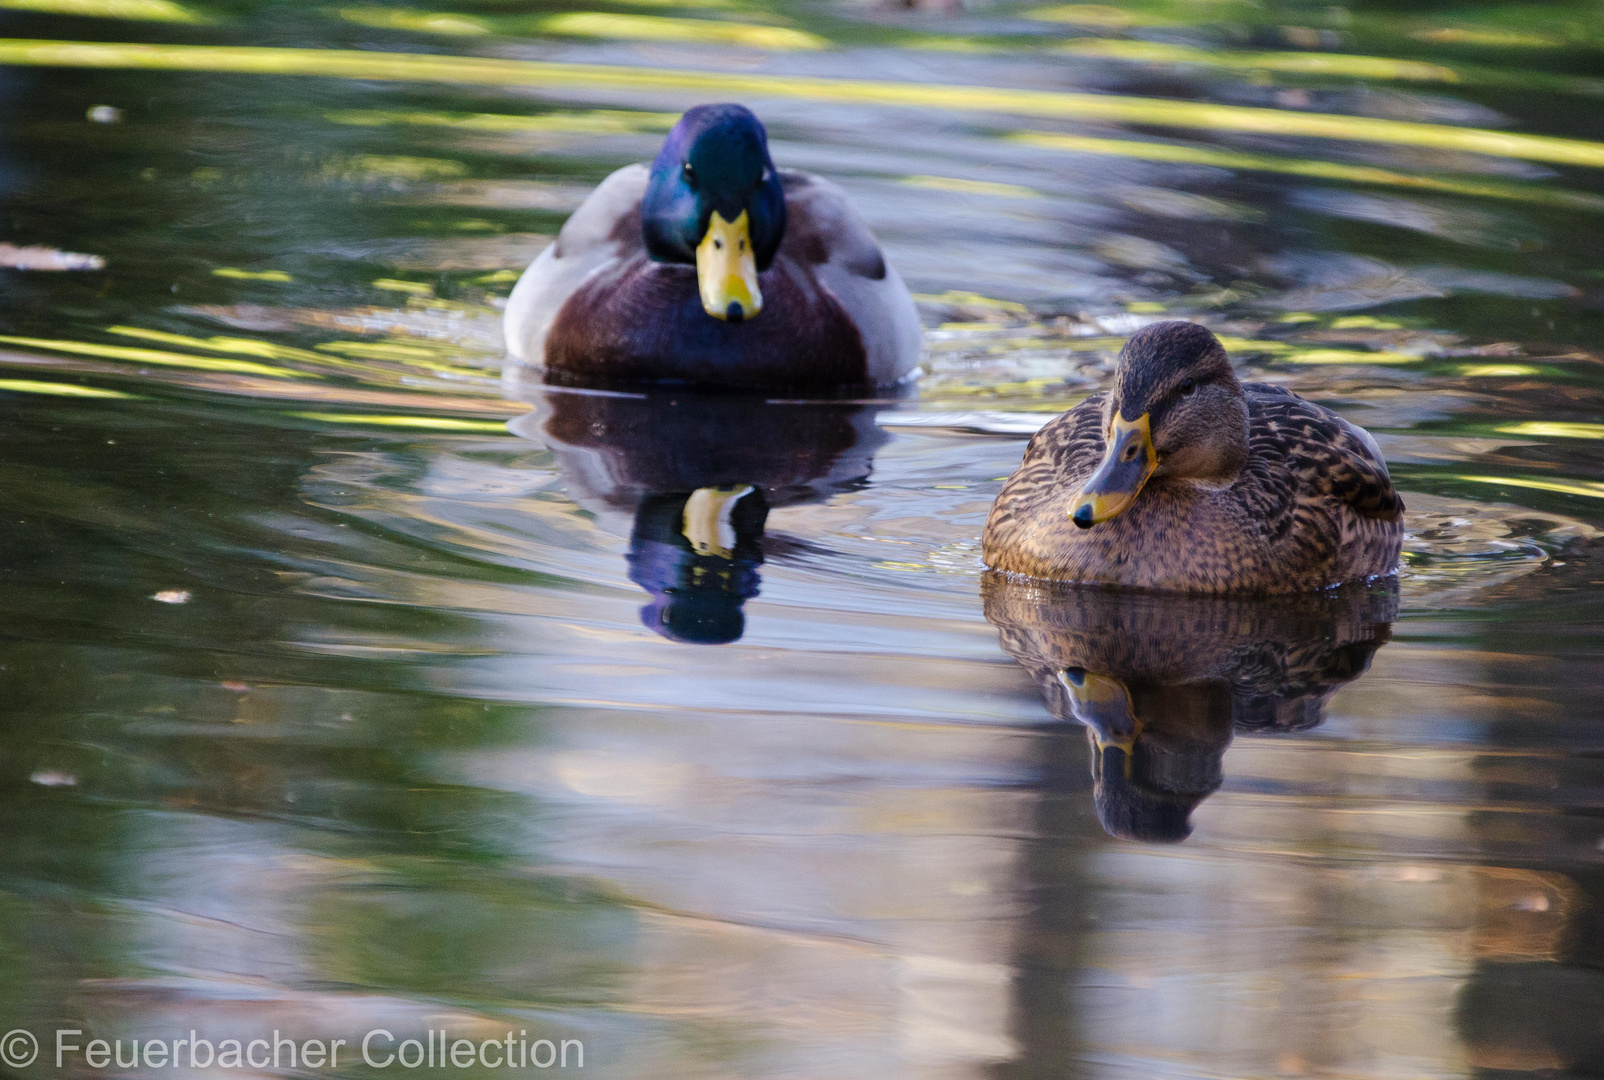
1070, 412, 1157, 528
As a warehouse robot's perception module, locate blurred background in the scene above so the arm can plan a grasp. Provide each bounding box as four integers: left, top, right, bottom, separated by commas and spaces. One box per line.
0, 0, 1602, 1077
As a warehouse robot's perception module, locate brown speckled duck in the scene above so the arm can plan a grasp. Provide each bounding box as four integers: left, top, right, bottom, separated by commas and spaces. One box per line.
983, 321, 1404, 592
503, 103, 922, 391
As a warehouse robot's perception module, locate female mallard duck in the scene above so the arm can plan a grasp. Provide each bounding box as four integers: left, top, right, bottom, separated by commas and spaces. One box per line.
503, 103, 922, 390
982, 321, 1404, 592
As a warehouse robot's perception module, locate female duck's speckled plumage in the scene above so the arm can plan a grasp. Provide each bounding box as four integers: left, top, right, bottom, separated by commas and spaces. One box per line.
983, 321, 1404, 593
504, 104, 922, 390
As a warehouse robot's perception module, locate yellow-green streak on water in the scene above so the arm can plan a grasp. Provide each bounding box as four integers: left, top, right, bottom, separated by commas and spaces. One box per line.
325, 108, 677, 134
0, 0, 204, 22
1058, 39, 1461, 84
0, 335, 303, 378
0, 378, 138, 398
1496, 421, 1604, 440
293, 412, 512, 432
106, 327, 393, 377
1454, 475, 1604, 500
5, 40, 1604, 169
1010, 132, 1604, 212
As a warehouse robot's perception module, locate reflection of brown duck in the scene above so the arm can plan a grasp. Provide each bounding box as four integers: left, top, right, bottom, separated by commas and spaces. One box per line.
511, 386, 888, 644
984, 575, 1397, 842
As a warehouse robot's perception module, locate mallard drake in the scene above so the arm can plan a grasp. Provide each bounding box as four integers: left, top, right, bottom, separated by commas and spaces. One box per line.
983, 321, 1404, 593
503, 104, 922, 390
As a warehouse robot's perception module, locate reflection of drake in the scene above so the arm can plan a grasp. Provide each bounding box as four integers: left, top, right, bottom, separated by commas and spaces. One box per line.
984, 576, 1397, 842
512, 386, 887, 644
628, 487, 767, 644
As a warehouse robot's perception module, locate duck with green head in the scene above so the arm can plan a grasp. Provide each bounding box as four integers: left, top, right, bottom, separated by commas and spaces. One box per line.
504, 103, 922, 391
983, 321, 1405, 593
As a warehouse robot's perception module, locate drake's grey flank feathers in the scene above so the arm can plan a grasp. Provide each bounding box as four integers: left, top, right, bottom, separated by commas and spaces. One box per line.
504, 104, 921, 390
982, 321, 1404, 593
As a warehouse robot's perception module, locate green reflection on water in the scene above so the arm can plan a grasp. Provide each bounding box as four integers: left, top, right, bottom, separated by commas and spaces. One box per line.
1011, 131, 1604, 212
6, 39, 1604, 169
0, 0, 204, 21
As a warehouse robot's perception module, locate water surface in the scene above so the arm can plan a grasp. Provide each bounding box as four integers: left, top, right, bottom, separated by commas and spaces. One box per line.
1, 0, 1603, 1076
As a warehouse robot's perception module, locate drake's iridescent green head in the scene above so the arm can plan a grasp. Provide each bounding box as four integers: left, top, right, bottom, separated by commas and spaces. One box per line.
642, 103, 786, 323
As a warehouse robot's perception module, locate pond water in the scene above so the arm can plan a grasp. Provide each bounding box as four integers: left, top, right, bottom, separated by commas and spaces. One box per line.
1, 0, 1603, 1076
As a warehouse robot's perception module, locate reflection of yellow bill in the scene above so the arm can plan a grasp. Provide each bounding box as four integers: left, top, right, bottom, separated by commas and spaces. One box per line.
1057, 668, 1140, 759
695, 211, 762, 322
683, 485, 755, 558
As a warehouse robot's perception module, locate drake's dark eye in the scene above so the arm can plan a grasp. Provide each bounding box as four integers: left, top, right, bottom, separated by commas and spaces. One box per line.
682, 161, 696, 184
1178, 377, 1197, 397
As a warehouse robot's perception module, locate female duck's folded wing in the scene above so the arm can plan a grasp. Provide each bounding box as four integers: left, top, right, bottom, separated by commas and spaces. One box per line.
1241, 384, 1404, 525
505, 164, 650, 368
1326, 414, 1405, 521
779, 172, 923, 386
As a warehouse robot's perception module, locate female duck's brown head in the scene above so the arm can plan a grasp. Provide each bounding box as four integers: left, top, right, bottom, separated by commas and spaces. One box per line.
1071, 321, 1249, 528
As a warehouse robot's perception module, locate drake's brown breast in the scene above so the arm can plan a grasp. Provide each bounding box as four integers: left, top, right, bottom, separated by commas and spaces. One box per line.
544, 252, 868, 390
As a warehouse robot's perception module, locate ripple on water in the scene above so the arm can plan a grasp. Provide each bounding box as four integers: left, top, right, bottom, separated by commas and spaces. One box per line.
1400, 492, 1602, 606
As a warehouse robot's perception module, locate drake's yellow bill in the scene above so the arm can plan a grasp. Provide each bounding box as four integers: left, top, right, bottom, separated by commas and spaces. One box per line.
1070, 412, 1157, 528
695, 209, 762, 322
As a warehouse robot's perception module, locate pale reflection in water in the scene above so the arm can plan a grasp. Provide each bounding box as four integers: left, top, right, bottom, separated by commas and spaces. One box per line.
985, 576, 1397, 841
512, 386, 888, 643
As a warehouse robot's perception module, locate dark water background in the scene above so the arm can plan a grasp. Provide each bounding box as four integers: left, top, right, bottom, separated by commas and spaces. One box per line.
1, 0, 1603, 1075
